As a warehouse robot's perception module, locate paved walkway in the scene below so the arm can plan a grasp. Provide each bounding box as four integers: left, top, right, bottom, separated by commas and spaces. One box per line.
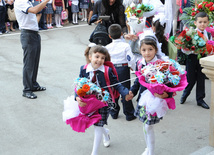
0, 22, 212, 155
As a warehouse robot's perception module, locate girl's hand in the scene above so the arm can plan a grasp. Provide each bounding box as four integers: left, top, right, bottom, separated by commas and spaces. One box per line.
53, 5, 56, 11
154, 92, 169, 99
125, 91, 134, 101
76, 97, 87, 107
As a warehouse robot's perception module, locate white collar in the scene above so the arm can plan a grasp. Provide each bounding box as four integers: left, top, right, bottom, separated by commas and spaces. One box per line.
197, 28, 206, 34
86, 63, 105, 73
141, 56, 158, 66
112, 38, 123, 43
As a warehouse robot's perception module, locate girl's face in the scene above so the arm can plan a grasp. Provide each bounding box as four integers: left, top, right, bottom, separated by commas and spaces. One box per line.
140, 43, 157, 62
89, 52, 106, 69
152, 25, 156, 32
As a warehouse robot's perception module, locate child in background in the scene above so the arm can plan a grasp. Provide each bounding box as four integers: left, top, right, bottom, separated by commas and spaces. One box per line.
129, 35, 172, 155
71, 0, 79, 24
152, 13, 169, 56
105, 24, 136, 121
53, 0, 65, 28
76, 45, 132, 155
79, 0, 88, 21
180, 12, 212, 109
45, 0, 54, 29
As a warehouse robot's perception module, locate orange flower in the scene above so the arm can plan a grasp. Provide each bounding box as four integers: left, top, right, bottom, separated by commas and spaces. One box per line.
82, 84, 90, 92
77, 89, 86, 97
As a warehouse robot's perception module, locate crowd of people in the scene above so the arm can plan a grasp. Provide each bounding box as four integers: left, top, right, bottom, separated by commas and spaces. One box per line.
6, 0, 213, 154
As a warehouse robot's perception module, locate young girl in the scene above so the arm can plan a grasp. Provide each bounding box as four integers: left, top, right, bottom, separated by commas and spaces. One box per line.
152, 14, 169, 56
79, 0, 88, 21
45, 0, 54, 29
53, 0, 65, 28
129, 36, 171, 155
77, 45, 131, 155
71, 0, 79, 24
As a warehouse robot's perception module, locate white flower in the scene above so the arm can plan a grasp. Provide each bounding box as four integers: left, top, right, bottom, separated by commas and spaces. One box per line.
130, 2, 135, 8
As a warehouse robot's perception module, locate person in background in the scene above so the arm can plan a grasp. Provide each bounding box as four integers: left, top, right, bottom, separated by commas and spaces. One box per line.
45, 0, 54, 29
105, 24, 136, 121
71, 0, 79, 24
0, 0, 7, 35
14, 0, 49, 99
79, 0, 88, 22
180, 12, 211, 109
5, 0, 16, 32
53, 0, 65, 27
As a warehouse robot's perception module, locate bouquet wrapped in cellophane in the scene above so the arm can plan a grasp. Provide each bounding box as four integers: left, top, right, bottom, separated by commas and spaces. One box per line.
63, 77, 110, 132
170, 27, 214, 58
135, 59, 188, 119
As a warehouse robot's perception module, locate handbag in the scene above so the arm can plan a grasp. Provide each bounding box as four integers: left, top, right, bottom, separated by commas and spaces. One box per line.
8, 8, 16, 21
61, 10, 68, 20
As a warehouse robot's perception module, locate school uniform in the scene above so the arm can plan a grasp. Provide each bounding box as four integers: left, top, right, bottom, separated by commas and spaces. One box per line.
14, 0, 42, 93
77, 63, 129, 126
180, 29, 211, 109
106, 38, 136, 120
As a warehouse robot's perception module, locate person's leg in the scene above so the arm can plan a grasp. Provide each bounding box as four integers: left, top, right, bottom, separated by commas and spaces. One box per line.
181, 54, 197, 103
75, 12, 78, 23
116, 66, 136, 120
144, 124, 155, 155
10, 21, 15, 31
91, 126, 103, 155
84, 9, 87, 21
32, 33, 41, 90
81, 9, 84, 21
46, 14, 49, 28
196, 59, 206, 103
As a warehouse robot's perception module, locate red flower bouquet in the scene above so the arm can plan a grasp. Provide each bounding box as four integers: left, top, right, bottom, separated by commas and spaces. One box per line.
171, 27, 214, 58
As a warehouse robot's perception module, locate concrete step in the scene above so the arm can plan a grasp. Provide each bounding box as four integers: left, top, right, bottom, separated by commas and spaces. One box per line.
190, 146, 214, 155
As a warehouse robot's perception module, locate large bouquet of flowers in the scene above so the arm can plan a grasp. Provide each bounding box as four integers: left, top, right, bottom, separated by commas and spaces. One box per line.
135, 59, 188, 118
181, 0, 214, 27
63, 77, 110, 132
128, 3, 155, 18
170, 27, 214, 58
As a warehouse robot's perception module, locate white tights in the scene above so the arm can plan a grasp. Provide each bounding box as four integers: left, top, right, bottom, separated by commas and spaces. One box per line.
91, 126, 109, 155
55, 14, 61, 26
82, 9, 87, 21
143, 124, 155, 155
72, 13, 78, 23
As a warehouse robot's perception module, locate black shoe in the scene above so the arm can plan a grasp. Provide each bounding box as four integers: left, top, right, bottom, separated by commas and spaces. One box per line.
33, 86, 46, 91
111, 114, 118, 119
23, 92, 37, 99
126, 116, 136, 121
180, 96, 187, 104
197, 101, 210, 109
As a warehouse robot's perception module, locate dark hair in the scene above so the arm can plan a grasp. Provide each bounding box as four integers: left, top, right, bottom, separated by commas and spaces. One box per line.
152, 19, 168, 56
140, 36, 158, 52
84, 46, 91, 64
102, 0, 121, 15
108, 24, 122, 39
89, 45, 111, 62
195, 12, 209, 21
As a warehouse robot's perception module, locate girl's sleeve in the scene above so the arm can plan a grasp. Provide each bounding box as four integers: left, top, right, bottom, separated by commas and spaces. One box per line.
108, 68, 129, 96
75, 66, 84, 100
130, 61, 140, 96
